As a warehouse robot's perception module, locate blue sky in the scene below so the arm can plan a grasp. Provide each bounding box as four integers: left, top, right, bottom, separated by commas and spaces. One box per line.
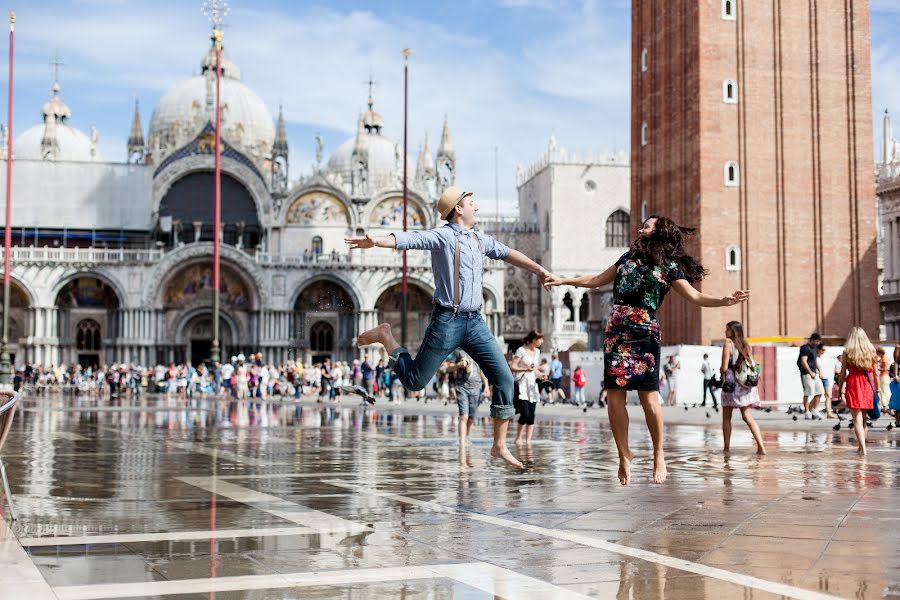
1, 0, 898, 211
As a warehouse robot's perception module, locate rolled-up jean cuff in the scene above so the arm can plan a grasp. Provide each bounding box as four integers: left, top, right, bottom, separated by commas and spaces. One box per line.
490, 403, 515, 420
388, 347, 408, 368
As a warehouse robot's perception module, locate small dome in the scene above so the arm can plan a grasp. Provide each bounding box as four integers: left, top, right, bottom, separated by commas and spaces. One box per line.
327, 130, 412, 181
14, 123, 101, 162
147, 42, 274, 162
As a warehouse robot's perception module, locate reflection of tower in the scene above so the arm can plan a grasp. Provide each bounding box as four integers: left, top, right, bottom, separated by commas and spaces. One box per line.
127, 98, 146, 164
435, 114, 455, 194
271, 104, 289, 193
350, 112, 369, 197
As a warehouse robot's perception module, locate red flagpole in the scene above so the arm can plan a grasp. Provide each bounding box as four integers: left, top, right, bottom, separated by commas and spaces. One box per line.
211, 29, 222, 364
401, 48, 409, 349
0, 11, 15, 386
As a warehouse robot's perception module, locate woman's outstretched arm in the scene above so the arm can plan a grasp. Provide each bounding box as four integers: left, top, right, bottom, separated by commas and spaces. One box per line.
545, 264, 617, 289
671, 279, 750, 307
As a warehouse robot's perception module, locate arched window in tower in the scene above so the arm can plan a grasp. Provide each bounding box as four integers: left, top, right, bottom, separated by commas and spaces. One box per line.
563, 292, 575, 322
505, 286, 525, 318
722, 0, 736, 20
544, 211, 550, 251
579, 293, 590, 323
724, 161, 740, 187
641, 123, 648, 146
641, 48, 648, 72
725, 244, 741, 271
723, 79, 738, 103
605, 210, 630, 247
312, 236, 323, 256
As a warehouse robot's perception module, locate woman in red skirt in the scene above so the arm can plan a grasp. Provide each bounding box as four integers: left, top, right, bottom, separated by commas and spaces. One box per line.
836, 327, 878, 456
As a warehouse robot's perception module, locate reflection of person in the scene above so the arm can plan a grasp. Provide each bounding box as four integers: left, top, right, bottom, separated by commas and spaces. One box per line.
547, 215, 749, 486
346, 186, 552, 469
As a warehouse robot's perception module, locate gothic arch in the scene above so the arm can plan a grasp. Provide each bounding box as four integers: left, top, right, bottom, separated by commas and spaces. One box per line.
281, 184, 355, 229
289, 273, 361, 313
364, 190, 433, 230
152, 155, 270, 227
50, 271, 125, 309
142, 243, 267, 308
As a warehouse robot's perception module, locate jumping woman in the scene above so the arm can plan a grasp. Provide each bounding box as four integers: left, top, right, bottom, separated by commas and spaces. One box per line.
546, 216, 750, 485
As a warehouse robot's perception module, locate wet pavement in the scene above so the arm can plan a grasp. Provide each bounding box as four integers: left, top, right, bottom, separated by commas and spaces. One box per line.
1, 392, 899, 599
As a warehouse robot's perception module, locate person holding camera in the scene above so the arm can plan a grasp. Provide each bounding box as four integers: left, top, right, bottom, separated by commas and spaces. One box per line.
509, 330, 544, 446
720, 320, 766, 455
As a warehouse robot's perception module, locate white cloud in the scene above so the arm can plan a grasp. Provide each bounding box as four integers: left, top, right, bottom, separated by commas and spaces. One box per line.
6, 2, 632, 210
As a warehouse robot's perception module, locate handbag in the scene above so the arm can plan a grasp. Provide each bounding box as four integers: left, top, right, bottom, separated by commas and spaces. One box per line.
865, 370, 881, 420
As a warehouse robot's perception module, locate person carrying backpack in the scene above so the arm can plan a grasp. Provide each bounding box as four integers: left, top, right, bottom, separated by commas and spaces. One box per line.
720, 320, 766, 455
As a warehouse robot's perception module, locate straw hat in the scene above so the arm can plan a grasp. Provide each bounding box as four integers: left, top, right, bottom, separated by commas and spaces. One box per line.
436, 186, 472, 220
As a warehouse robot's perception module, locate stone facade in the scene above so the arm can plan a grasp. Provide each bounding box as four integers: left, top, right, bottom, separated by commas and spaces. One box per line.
490, 139, 630, 351
0, 38, 507, 368
632, 0, 879, 344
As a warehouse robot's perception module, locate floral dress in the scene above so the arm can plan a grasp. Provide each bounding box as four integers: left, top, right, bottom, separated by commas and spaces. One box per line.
604, 252, 685, 391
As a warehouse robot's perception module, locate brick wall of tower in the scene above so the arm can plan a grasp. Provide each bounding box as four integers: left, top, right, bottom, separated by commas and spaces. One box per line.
632, 0, 879, 345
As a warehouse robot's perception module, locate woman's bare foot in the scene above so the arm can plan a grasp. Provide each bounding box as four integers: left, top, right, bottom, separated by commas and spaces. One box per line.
756, 446, 767, 455
491, 444, 524, 468
514, 437, 523, 446
723, 446, 730, 453
857, 447, 867, 456
357, 323, 392, 347
652, 452, 667, 484
618, 451, 632, 486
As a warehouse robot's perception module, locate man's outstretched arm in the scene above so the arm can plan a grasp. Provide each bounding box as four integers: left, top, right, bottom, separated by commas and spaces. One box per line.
345, 234, 397, 249
504, 248, 550, 281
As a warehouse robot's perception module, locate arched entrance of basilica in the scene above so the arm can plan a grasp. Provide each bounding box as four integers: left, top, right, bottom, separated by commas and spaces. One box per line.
0, 280, 32, 366
56, 276, 121, 367
160, 260, 256, 365
293, 280, 356, 363
375, 283, 432, 355
178, 312, 236, 365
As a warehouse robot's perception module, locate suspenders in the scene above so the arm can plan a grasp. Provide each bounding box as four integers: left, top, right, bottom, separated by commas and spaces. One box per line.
451, 229, 483, 316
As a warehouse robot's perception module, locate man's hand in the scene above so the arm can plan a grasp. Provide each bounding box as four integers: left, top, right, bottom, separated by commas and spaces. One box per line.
345, 235, 376, 249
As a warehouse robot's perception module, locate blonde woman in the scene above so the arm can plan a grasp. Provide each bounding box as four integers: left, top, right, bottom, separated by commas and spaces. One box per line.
836, 327, 877, 456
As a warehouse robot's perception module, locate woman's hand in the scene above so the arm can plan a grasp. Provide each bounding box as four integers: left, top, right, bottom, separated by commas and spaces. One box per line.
544, 273, 564, 288
345, 235, 375, 249
722, 290, 751, 306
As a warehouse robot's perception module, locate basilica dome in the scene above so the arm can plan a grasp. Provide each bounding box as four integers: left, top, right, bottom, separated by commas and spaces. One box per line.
327, 130, 412, 180
14, 81, 102, 162
148, 42, 274, 163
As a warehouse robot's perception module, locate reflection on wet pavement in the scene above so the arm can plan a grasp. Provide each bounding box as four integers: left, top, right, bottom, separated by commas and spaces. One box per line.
1, 392, 898, 599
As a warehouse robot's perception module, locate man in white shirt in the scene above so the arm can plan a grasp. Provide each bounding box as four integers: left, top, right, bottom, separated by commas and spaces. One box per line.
220, 361, 235, 398
700, 353, 718, 408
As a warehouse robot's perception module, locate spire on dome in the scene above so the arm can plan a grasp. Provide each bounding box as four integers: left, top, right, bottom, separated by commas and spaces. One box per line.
437, 114, 454, 161
40, 80, 71, 160
351, 111, 369, 196
361, 72, 384, 133
127, 97, 145, 163
272, 104, 289, 156
352, 111, 368, 158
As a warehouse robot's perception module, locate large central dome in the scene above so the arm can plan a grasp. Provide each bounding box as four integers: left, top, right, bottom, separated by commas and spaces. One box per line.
148, 41, 274, 164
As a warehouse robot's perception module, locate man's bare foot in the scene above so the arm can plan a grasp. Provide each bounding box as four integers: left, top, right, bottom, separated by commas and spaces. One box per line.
618, 451, 632, 486
652, 452, 667, 484
357, 323, 391, 347
723, 446, 730, 453
491, 444, 524, 469
514, 438, 523, 446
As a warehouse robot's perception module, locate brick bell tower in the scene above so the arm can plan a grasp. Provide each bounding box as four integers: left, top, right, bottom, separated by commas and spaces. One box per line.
631, 0, 879, 345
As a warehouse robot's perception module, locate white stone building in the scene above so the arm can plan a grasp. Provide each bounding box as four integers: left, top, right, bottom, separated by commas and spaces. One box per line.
0, 36, 506, 368
491, 137, 631, 351
878, 110, 900, 339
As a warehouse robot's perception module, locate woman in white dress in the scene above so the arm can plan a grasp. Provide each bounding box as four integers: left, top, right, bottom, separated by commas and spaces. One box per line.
509, 330, 544, 446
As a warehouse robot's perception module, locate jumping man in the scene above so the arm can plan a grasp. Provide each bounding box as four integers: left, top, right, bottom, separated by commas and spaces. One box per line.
345, 186, 552, 468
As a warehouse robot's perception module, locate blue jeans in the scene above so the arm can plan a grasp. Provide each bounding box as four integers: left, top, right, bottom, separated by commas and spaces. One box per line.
390, 306, 515, 420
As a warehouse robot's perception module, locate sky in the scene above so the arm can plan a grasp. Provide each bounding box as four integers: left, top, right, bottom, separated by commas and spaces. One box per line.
1, 0, 898, 213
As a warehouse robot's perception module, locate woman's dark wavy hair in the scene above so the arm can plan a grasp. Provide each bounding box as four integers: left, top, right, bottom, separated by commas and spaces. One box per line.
629, 215, 708, 283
